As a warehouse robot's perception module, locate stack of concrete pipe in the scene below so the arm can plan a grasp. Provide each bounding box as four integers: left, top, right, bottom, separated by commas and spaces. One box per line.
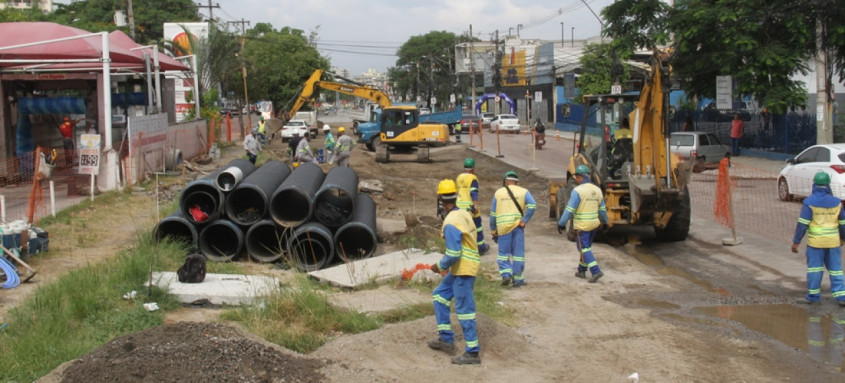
153, 159, 377, 271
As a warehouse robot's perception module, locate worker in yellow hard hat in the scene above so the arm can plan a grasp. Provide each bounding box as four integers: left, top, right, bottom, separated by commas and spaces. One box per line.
332, 126, 354, 167
428, 179, 481, 365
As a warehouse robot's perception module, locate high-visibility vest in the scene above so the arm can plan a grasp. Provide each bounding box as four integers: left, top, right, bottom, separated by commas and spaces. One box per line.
441, 209, 480, 276
258, 121, 266, 134
456, 172, 479, 216
493, 185, 528, 235
572, 183, 603, 231
807, 205, 842, 248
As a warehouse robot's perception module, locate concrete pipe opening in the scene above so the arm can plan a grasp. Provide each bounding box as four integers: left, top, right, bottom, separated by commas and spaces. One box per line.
179, 187, 222, 225
154, 213, 197, 248
198, 219, 244, 262
245, 220, 290, 263
287, 222, 334, 271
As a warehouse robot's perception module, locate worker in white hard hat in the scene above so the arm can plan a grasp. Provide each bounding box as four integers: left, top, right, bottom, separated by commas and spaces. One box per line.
323, 124, 336, 164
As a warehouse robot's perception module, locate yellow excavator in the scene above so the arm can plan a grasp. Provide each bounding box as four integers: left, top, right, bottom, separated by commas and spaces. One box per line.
550, 50, 693, 242
281, 69, 449, 162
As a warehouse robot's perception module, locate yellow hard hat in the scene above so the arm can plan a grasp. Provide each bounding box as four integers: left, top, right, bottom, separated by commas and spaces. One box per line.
293, 161, 301, 168
437, 179, 457, 195
338, 126, 346, 133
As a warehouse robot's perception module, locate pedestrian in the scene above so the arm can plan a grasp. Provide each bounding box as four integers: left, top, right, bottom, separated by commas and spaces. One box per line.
244, 127, 260, 165
58, 116, 81, 167
288, 132, 302, 164
332, 126, 354, 167
427, 179, 482, 365
682, 115, 694, 132
791, 171, 845, 307
490, 170, 536, 287
295, 133, 318, 164
456, 157, 489, 255
557, 164, 609, 283
257, 115, 267, 145
323, 124, 335, 163
730, 113, 743, 156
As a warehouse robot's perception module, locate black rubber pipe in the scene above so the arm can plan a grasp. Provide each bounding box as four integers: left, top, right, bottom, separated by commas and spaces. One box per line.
214, 158, 256, 192
245, 219, 291, 263
226, 160, 291, 226
180, 167, 227, 225
286, 222, 334, 271
269, 162, 325, 227
198, 219, 244, 262
313, 166, 359, 228
153, 212, 198, 248
334, 194, 377, 260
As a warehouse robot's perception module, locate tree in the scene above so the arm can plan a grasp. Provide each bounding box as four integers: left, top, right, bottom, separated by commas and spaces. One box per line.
577, 42, 632, 97
389, 31, 471, 107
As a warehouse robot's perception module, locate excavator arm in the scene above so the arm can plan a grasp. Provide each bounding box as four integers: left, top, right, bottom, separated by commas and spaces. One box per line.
280, 69, 392, 122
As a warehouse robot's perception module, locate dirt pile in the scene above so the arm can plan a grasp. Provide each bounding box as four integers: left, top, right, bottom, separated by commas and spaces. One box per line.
57, 322, 328, 383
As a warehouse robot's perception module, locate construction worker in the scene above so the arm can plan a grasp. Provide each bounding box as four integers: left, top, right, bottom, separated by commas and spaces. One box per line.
324, 124, 336, 164
58, 116, 81, 167
295, 133, 318, 164
256, 115, 267, 145
332, 126, 354, 167
791, 171, 845, 306
490, 171, 536, 287
288, 131, 302, 164
243, 127, 260, 164
456, 158, 489, 255
558, 164, 608, 283
428, 179, 481, 365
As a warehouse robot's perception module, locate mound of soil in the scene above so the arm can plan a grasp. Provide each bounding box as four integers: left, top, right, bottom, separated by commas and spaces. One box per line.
58, 322, 328, 383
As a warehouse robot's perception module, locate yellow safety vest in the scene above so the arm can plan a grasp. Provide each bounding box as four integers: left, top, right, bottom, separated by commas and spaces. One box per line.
493, 185, 528, 235
614, 128, 632, 140
807, 205, 842, 248
456, 172, 479, 217
441, 209, 480, 276
572, 183, 603, 231
258, 121, 266, 134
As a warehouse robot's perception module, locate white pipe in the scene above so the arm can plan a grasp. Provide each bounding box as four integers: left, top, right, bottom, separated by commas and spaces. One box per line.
144, 53, 153, 113
49, 181, 56, 217
0, 59, 102, 63
102, 32, 113, 151
191, 55, 200, 118
154, 49, 161, 113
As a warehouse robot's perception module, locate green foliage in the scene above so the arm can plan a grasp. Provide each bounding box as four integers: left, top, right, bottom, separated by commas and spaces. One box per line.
577, 42, 632, 96
602, 0, 672, 51
389, 31, 472, 105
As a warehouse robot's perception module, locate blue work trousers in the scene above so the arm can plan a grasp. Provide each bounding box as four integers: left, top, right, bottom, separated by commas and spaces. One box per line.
576, 229, 602, 275
497, 227, 526, 284
432, 273, 479, 353
804, 246, 845, 302
473, 216, 487, 249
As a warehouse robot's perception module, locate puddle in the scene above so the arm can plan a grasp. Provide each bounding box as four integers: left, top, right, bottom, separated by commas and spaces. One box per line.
697, 304, 845, 371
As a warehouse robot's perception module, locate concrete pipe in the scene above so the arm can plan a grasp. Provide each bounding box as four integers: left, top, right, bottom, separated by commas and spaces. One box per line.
153, 212, 198, 248
179, 174, 224, 225
286, 221, 334, 271
165, 149, 183, 171
334, 194, 377, 260
198, 219, 244, 262
214, 158, 256, 192
313, 166, 359, 228
245, 219, 291, 263
226, 160, 291, 226
269, 162, 325, 228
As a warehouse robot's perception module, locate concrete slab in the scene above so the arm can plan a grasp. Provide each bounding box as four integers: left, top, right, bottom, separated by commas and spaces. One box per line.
308, 248, 442, 289
148, 272, 280, 305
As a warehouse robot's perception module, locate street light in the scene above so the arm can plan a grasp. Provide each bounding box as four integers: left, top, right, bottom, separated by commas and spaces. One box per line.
517, 24, 523, 37
561, 22, 564, 46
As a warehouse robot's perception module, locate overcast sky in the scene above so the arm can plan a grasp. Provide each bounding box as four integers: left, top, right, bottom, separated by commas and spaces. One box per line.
208, 0, 616, 75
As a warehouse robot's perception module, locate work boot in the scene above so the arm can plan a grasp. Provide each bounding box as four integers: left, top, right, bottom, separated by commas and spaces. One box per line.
574, 270, 586, 279
796, 298, 819, 305
451, 352, 481, 365
512, 281, 527, 288
501, 276, 512, 286
588, 271, 604, 283
427, 338, 455, 354
479, 244, 490, 256
838, 300, 845, 307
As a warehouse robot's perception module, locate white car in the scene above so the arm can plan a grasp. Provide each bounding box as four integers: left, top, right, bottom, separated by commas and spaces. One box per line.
490, 114, 520, 133
778, 143, 845, 201
481, 112, 495, 125
280, 119, 309, 142
419, 107, 431, 115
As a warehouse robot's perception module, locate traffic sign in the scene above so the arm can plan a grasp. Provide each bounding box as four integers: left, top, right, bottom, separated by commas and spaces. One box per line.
611, 85, 622, 95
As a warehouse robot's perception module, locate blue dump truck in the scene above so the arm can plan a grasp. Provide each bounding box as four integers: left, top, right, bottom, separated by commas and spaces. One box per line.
357, 107, 461, 151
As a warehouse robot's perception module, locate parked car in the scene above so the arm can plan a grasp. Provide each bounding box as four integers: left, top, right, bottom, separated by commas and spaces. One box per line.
280, 119, 309, 142
778, 143, 845, 201
459, 113, 487, 134
481, 112, 495, 125
490, 114, 520, 133
669, 131, 731, 172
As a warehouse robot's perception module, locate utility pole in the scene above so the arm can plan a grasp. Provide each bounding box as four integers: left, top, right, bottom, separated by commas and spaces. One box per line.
127, 0, 136, 41
470, 24, 476, 116
196, 1, 220, 23
415, 61, 420, 106
227, 19, 250, 35
816, 16, 832, 144
571, 27, 575, 47
560, 22, 564, 46
239, 35, 251, 138
494, 30, 501, 116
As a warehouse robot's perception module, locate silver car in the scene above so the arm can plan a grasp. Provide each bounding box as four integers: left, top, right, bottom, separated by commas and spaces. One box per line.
670, 131, 731, 172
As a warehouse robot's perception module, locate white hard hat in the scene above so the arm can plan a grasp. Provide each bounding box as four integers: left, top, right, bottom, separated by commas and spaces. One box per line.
323, 124, 330, 131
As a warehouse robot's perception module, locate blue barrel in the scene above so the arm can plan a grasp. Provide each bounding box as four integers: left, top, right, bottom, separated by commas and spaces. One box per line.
317, 148, 325, 163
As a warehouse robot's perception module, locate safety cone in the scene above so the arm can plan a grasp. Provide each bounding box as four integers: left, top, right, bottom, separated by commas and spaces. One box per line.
556, 130, 560, 141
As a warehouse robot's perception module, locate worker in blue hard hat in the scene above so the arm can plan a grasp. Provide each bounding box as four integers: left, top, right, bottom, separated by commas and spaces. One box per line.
558, 164, 608, 283
490, 170, 536, 287
456, 157, 489, 255
791, 171, 845, 306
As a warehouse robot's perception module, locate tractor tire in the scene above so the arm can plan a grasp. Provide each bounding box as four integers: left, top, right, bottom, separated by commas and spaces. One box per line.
654, 187, 691, 242
416, 146, 430, 162
366, 136, 379, 152
375, 142, 389, 163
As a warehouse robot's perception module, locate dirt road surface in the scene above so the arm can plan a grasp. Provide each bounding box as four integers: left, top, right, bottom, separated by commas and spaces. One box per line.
9, 120, 844, 382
